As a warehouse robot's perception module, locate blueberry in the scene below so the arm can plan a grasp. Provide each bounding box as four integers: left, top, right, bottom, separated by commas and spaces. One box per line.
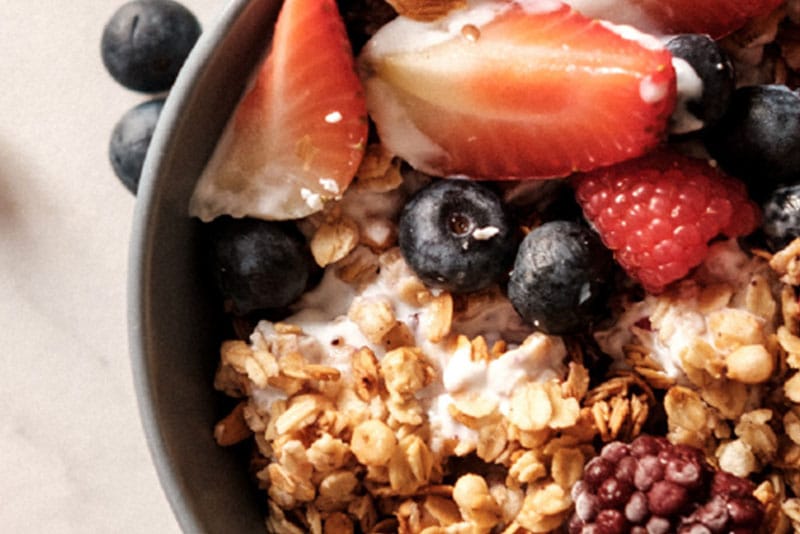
507, 221, 612, 335
398, 179, 517, 293
109, 98, 164, 194
101, 0, 201, 92
704, 85, 800, 199
205, 217, 312, 315
665, 34, 735, 134
761, 183, 800, 251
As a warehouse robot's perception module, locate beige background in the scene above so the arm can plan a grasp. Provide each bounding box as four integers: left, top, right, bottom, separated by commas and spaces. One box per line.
0, 1, 226, 531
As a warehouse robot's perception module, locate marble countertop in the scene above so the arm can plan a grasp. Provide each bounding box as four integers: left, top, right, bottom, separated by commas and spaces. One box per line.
1, 1, 225, 531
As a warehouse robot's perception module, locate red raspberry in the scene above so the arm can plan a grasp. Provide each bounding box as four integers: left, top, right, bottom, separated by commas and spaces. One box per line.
573, 150, 760, 293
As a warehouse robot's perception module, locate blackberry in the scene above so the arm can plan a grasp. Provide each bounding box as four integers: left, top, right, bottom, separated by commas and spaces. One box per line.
568, 436, 765, 534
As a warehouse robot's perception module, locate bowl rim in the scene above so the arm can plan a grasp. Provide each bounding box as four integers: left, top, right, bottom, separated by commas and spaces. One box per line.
127, 1, 269, 531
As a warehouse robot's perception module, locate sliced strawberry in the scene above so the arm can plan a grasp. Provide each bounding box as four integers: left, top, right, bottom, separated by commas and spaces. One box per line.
359, 0, 676, 180
565, 0, 783, 39
189, 0, 367, 221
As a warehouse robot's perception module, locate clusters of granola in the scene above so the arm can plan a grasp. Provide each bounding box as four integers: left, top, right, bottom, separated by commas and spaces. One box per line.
205, 2, 800, 533
209, 150, 605, 533
209, 170, 800, 534
593, 238, 800, 531
214, 335, 593, 533
593, 238, 800, 533
207, 126, 800, 532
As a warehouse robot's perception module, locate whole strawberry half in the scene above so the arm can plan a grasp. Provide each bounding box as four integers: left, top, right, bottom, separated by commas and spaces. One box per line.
189, 0, 368, 222
573, 150, 760, 293
359, 0, 676, 181
565, 0, 783, 39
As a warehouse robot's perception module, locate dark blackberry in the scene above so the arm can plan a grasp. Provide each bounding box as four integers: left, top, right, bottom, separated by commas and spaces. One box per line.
647, 480, 690, 516
568, 435, 765, 533
584, 457, 616, 488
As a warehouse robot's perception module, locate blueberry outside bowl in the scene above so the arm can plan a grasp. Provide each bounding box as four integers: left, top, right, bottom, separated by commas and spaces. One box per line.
128, 1, 281, 531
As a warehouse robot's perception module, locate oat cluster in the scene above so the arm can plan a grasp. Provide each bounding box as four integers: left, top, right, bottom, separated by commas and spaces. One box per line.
213, 333, 595, 534
207, 2, 800, 533
211, 146, 600, 533
210, 140, 800, 533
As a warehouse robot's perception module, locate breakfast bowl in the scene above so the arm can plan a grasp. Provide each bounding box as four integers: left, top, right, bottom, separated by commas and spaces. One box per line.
129, 0, 800, 532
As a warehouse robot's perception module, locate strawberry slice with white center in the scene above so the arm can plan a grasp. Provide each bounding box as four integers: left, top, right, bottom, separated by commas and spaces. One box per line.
189, 0, 367, 222
359, 0, 676, 180
565, 0, 783, 39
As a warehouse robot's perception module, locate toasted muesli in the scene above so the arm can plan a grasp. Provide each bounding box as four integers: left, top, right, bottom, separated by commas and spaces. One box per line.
195, 0, 800, 532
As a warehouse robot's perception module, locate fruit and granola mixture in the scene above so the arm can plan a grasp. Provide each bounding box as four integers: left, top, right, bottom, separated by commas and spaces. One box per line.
193, 0, 800, 532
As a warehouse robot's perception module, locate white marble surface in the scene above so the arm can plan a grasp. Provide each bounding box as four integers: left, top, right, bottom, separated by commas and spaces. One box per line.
0, 1, 226, 532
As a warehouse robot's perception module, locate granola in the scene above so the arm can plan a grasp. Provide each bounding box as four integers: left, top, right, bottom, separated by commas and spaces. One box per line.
202, 1, 800, 532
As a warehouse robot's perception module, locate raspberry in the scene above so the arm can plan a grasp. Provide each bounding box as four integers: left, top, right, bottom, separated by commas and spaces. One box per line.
573, 150, 760, 293
568, 435, 765, 534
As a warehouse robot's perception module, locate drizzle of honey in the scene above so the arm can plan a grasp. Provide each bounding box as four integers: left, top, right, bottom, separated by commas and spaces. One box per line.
461, 24, 480, 42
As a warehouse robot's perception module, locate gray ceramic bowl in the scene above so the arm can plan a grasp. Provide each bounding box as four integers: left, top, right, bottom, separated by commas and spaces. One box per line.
128, 1, 281, 531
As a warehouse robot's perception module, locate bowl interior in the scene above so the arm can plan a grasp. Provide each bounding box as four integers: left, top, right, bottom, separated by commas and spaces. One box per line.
128, 1, 281, 532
